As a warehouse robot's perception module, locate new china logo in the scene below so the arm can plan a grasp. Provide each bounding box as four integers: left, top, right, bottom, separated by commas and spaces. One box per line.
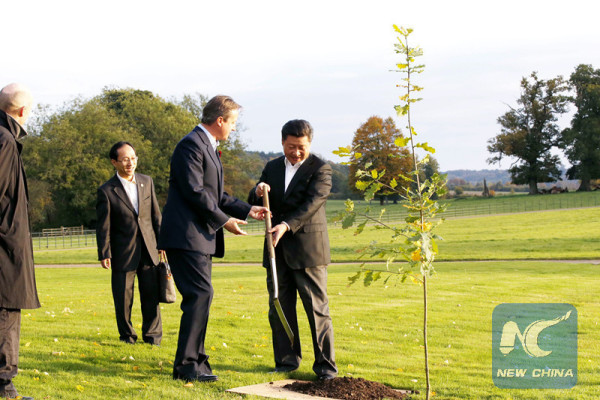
492, 303, 577, 389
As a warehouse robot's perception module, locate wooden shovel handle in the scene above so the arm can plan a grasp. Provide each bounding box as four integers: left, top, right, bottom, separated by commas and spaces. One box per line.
263, 191, 276, 259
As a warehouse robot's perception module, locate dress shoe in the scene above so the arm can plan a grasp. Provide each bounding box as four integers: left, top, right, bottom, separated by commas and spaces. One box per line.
174, 373, 218, 383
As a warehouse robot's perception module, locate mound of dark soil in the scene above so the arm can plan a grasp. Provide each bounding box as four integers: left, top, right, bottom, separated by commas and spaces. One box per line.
284, 376, 411, 400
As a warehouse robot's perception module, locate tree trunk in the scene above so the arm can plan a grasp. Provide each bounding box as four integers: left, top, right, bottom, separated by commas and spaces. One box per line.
528, 180, 538, 195
577, 180, 591, 191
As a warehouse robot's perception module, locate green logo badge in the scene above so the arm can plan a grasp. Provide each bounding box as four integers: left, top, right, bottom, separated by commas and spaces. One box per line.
492, 303, 577, 389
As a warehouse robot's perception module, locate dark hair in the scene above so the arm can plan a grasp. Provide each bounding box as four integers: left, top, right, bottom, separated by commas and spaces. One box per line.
109, 141, 136, 160
201, 95, 241, 125
281, 119, 313, 142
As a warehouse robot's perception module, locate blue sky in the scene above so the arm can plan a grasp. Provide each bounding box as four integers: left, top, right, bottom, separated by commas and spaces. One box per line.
5, 0, 599, 170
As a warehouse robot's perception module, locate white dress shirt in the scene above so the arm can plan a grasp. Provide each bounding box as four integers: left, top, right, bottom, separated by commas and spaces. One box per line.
284, 157, 305, 192
116, 173, 139, 214
198, 124, 219, 152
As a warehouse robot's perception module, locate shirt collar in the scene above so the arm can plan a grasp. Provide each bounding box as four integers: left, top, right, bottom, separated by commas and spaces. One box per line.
284, 156, 306, 169
198, 124, 218, 151
116, 172, 136, 185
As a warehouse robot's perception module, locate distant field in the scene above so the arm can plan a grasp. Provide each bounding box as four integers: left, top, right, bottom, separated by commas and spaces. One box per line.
34, 206, 600, 265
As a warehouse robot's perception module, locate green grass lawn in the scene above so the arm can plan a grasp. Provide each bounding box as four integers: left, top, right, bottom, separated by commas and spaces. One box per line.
34, 207, 600, 265
17, 261, 600, 399
222, 207, 600, 264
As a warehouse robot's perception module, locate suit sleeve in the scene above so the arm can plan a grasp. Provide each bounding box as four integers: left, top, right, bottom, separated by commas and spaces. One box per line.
284, 163, 332, 233
171, 139, 230, 230
247, 166, 269, 205
149, 178, 162, 242
95, 187, 111, 260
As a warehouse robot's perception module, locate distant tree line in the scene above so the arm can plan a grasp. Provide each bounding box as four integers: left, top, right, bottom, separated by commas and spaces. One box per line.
22, 89, 355, 230
487, 64, 600, 194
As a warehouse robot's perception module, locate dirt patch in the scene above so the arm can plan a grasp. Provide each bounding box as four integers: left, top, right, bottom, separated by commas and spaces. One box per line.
284, 376, 412, 400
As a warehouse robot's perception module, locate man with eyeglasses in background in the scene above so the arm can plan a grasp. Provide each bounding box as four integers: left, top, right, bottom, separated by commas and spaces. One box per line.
96, 141, 164, 345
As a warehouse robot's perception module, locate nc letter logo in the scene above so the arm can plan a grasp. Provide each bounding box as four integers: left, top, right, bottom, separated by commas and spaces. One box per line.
492, 303, 577, 389
499, 310, 572, 357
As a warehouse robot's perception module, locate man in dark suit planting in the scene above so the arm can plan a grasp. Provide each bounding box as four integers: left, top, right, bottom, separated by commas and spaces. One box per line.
248, 119, 338, 380
96, 141, 163, 345
158, 95, 268, 383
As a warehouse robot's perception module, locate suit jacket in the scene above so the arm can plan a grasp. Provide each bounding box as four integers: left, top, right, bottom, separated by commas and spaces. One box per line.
158, 126, 251, 257
248, 154, 332, 269
96, 173, 162, 271
0, 110, 40, 309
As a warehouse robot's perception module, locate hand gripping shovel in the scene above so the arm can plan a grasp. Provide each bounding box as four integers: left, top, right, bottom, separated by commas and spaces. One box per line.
263, 191, 295, 348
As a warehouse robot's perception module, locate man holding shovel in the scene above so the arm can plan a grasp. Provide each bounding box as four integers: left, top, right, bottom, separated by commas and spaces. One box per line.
248, 119, 337, 380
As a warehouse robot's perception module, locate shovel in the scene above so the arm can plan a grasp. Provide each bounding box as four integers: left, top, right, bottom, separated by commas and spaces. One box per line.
263, 191, 295, 348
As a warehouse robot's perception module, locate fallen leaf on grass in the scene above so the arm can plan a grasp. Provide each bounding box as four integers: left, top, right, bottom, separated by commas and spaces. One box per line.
76, 385, 84, 392
183, 382, 194, 388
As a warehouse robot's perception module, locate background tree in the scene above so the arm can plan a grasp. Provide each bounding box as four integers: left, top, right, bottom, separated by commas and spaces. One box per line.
348, 116, 413, 204
487, 72, 569, 194
98, 88, 199, 202
23, 88, 262, 229
561, 64, 600, 191
24, 98, 147, 227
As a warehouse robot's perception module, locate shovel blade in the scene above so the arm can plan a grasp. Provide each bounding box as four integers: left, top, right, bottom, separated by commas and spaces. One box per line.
273, 298, 295, 348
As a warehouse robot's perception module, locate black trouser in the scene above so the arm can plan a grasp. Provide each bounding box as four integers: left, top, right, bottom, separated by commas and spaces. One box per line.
111, 252, 162, 345
0, 308, 20, 397
267, 248, 337, 378
167, 249, 214, 378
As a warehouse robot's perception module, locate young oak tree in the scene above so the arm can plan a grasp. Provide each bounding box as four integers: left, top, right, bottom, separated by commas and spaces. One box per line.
334, 26, 447, 400
487, 72, 569, 194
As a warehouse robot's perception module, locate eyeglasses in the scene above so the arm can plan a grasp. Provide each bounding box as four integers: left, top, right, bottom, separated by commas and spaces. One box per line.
117, 156, 138, 164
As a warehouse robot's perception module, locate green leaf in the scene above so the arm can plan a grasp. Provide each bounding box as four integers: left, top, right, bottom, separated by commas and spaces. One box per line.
354, 220, 367, 236
342, 213, 356, 229
363, 270, 374, 287
390, 178, 398, 189
348, 271, 362, 286
355, 181, 370, 191
394, 104, 409, 116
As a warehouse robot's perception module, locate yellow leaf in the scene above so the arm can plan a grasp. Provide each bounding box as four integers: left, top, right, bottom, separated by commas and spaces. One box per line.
394, 137, 410, 147
184, 382, 194, 388
410, 249, 421, 261
76, 385, 84, 392
211, 346, 216, 351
